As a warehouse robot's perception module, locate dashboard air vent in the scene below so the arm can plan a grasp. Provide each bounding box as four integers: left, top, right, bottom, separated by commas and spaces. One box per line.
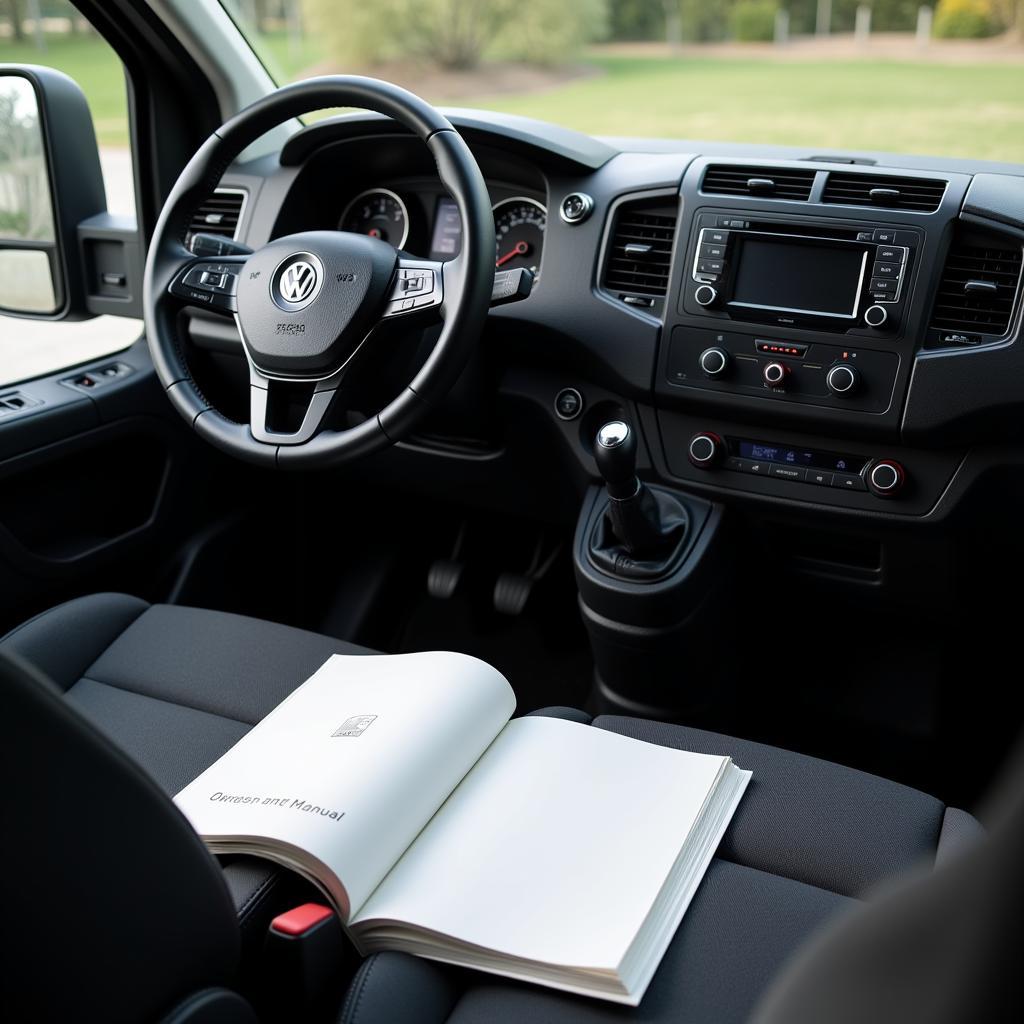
822, 172, 946, 212
929, 241, 1023, 338
186, 188, 245, 245
603, 198, 678, 299
701, 165, 815, 201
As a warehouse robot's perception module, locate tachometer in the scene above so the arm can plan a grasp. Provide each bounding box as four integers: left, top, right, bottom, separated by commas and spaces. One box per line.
493, 197, 546, 280
339, 188, 409, 248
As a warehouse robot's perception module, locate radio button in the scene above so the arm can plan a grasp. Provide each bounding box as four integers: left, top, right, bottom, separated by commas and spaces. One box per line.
868, 278, 896, 294
856, 231, 874, 242
876, 245, 905, 262
872, 229, 896, 243
697, 258, 725, 274
806, 469, 834, 486
705, 229, 730, 245
872, 261, 901, 280
831, 471, 867, 492
771, 464, 806, 483
721, 218, 748, 228
700, 242, 727, 259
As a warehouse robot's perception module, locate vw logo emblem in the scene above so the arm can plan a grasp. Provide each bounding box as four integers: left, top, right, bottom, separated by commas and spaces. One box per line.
281, 261, 317, 303
271, 252, 324, 311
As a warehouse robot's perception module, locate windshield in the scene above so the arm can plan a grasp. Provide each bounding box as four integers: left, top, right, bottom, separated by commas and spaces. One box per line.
221, 0, 1024, 162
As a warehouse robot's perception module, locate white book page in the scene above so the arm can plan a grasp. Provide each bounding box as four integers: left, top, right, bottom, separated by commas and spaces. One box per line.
353, 716, 729, 969
174, 652, 515, 918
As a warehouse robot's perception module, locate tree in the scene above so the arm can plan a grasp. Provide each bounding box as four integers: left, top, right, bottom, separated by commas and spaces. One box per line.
2, 0, 26, 42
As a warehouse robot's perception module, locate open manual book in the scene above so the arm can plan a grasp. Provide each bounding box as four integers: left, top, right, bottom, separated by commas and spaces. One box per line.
174, 652, 750, 1006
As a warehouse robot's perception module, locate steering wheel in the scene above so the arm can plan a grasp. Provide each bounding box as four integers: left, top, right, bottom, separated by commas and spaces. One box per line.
143, 77, 495, 468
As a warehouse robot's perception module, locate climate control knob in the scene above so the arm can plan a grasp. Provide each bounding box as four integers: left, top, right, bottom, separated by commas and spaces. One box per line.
699, 347, 730, 378
864, 304, 888, 328
688, 432, 724, 468
763, 361, 789, 387
867, 460, 905, 497
694, 284, 718, 307
826, 363, 861, 396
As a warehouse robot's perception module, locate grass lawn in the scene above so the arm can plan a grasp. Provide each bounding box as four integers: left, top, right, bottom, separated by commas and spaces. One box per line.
467, 54, 1024, 163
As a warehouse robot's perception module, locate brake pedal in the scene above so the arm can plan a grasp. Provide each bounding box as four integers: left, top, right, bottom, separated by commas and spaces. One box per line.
493, 536, 561, 616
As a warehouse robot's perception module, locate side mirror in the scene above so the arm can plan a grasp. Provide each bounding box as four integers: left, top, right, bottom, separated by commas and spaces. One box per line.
0, 65, 109, 319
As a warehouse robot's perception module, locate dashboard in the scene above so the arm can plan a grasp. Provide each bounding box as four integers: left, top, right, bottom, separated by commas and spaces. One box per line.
197, 110, 1024, 531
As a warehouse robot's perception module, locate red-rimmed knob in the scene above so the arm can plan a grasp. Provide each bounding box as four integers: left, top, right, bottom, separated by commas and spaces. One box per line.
868, 460, 905, 497
688, 432, 724, 468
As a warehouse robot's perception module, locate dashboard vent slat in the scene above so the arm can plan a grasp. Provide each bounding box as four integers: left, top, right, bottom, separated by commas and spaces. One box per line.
603, 198, 679, 299
822, 172, 946, 212
186, 189, 245, 245
929, 242, 1023, 336
702, 164, 815, 202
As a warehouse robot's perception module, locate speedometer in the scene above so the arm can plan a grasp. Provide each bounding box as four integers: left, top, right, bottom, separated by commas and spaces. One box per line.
339, 188, 409, 248
493, 197, 546, 281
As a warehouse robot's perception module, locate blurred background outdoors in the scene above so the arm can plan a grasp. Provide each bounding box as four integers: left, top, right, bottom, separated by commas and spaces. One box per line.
1, 0, 1023, 384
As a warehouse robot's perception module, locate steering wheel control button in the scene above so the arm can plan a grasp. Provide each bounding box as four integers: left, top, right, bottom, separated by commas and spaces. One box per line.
554, 387, 584, 421
826, 363, 860, 396
385, 264, 441, 316
831, 471, 868, 492
864, 303, 889, 328
559, 192, 593, 224
868, 460, 906, 497
763, 361, 789, 387
688, 432, 724, 468
173, 261, 242, 313
694, 284, 718, 307
699, 347, 730, 378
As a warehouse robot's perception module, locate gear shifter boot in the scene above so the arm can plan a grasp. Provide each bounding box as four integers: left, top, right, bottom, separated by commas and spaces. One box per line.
589, 486, 689, 581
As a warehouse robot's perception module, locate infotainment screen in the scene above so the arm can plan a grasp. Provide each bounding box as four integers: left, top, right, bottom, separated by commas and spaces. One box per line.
730, 237, 868, 319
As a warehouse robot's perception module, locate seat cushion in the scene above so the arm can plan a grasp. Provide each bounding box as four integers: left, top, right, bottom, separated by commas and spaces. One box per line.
1, 592, 371, 794
338, 714, 980, 1024
0, 593, 374, 943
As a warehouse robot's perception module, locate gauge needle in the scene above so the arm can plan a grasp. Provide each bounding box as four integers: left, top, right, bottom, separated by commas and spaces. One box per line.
496, 240, 529, 267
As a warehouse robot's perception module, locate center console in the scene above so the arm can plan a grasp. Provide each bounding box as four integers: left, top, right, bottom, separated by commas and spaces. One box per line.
654, 159, 970, 515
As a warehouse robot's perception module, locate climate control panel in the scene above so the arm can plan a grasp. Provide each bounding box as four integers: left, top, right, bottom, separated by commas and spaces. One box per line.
687, 434, 907, 499
667, 327, 900, 414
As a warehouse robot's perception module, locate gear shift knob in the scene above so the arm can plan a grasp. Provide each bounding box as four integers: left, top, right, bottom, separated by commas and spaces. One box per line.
594, 421, 639, 500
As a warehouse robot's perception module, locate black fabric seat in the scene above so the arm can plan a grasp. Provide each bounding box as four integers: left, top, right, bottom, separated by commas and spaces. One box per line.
337, 715, 983, 1024
0, 592, 374, 949
2, 593, 985, 1023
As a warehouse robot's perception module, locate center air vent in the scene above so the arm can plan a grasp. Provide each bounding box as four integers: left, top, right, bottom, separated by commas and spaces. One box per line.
603, 197, 679, 301
186, 188, 245, 246
701, 165, 815, 201
929, 238, 1023, 340
822, 172, 946, 212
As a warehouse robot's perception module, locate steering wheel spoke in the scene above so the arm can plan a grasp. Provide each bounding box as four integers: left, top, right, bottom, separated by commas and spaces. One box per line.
168, 252, 250, 317
248, 364, 343, 446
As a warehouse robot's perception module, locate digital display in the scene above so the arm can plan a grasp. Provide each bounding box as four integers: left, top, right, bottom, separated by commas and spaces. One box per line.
429, 196, 462, 261
737, 440, 867, 474
730, 237, 867, 318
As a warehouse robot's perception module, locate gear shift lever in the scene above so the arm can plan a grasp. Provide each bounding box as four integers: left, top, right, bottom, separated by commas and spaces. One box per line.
594, 421, 640, 499
593, 421, 685, 560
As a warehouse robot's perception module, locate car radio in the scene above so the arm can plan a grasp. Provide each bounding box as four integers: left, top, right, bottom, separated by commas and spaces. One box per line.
682, 211, 920, 334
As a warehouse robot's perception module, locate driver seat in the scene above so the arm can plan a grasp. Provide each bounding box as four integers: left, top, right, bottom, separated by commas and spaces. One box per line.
1, 592, 986, 1022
